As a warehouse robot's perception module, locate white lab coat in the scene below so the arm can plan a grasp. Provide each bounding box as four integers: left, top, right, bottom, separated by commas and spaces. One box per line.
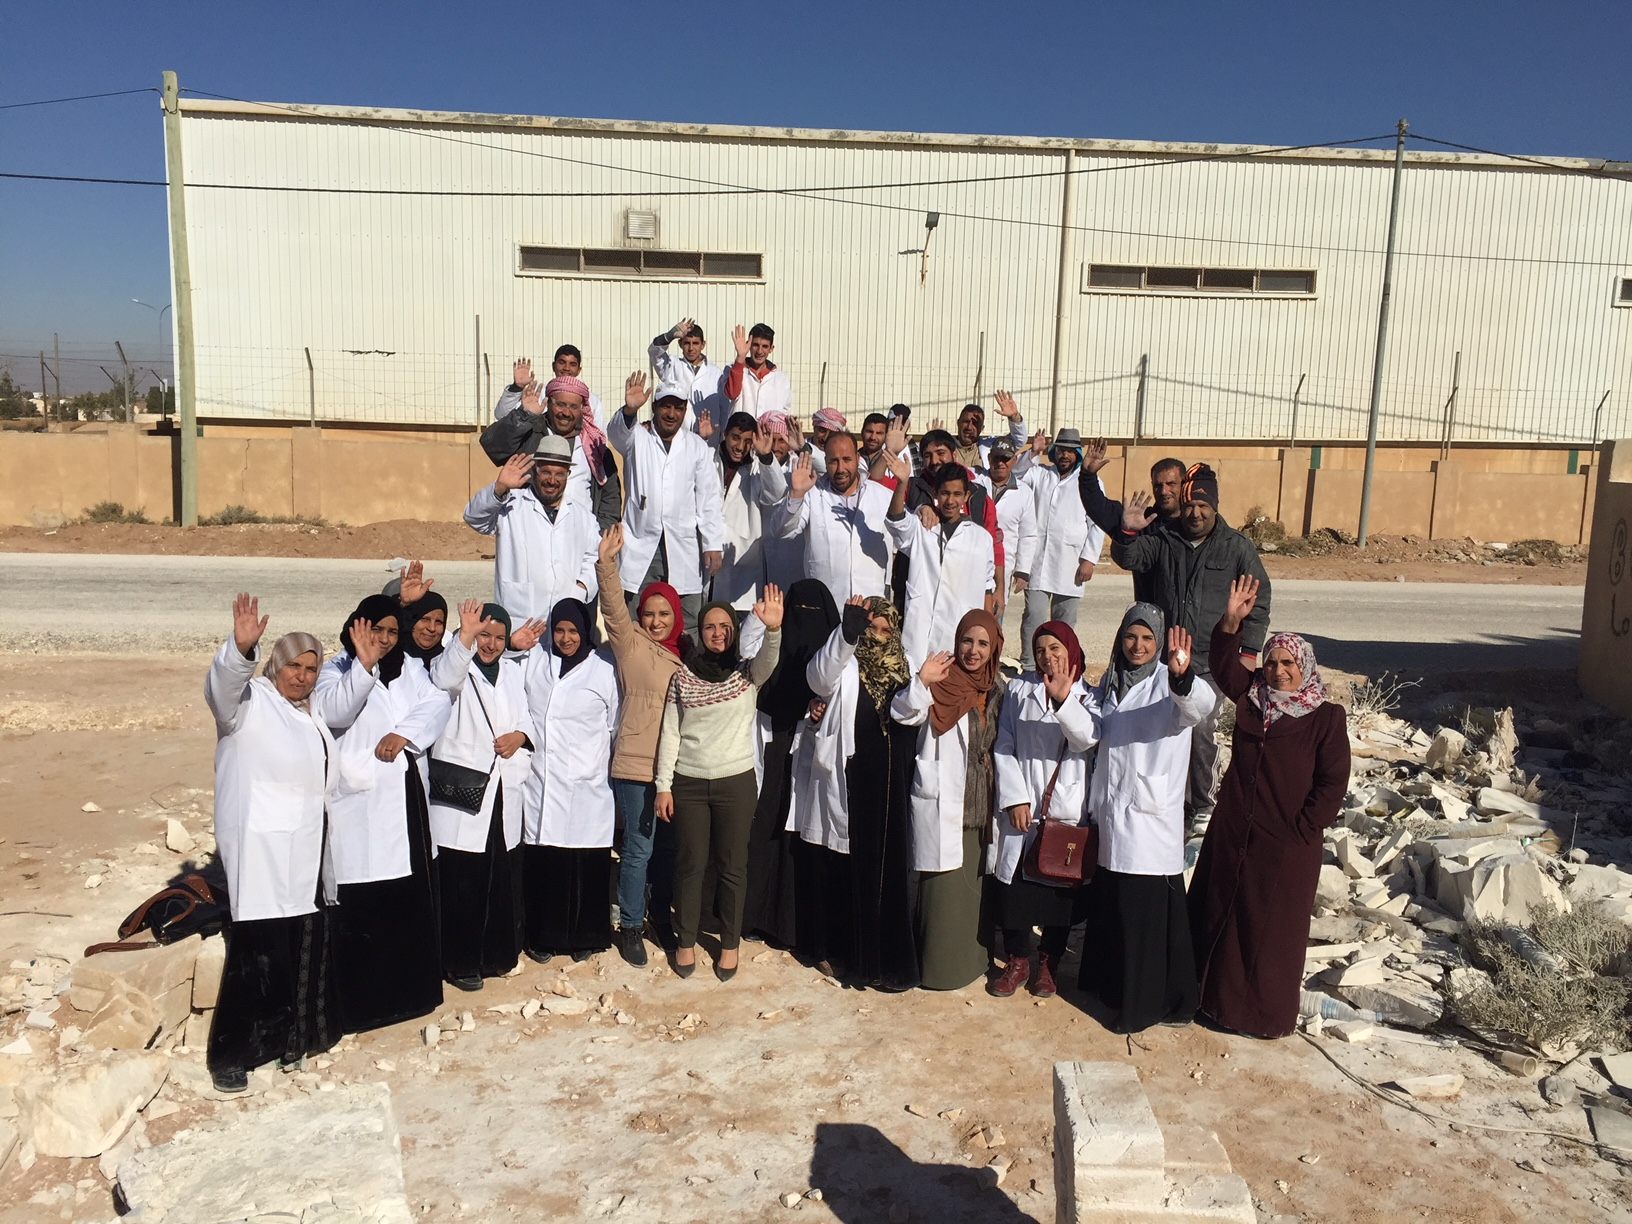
887, 513, 996, 671
890, 675, 992, 872
1022, 466, 1107, 598
1088, 671, 1218, 876
755, 458, 804, 589
205, 638, 346, 922
317, 656, 452, 885
607, 413, 726, 598
494, 387, 605, 519
713, 452, 784, 610
993, 483, 1039, 583
648, 342, 728, 439
728, 363, 793, 419
794, 626, 863, 853
464, 482, 599, 623
771, 475, 896, 606
427, 655, 537, 853
988, 675, 1096, 884
520, 647, 620, 848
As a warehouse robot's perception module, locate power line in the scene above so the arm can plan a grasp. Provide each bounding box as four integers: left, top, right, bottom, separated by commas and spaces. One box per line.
0, 87, 157, 111
1411, 132, 1629, 179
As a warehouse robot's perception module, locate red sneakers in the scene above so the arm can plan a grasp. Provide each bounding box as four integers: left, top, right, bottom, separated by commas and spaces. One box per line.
1031, 954, 1058, 999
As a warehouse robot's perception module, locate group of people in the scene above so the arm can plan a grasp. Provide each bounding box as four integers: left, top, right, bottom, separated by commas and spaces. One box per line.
200, 316, 1353, 1094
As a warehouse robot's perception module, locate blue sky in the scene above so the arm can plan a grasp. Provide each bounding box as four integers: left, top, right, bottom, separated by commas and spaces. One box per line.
3, 0, 1629, 392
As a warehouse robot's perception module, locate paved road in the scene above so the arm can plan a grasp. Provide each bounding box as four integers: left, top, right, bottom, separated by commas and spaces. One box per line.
0, 553, 1584, 676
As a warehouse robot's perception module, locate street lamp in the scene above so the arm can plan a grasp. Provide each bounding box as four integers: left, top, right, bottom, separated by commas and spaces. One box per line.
130, 298, 172, 362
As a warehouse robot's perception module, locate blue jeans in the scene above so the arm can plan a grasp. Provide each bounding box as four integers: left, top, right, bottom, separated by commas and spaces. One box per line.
613, 778, 674, 932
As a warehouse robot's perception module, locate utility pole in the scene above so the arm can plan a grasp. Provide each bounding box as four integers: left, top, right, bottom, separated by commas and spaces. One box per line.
38, 353, 46, 418
115, 341, 132, 420
52, 335, 61, 416
162, 70, 199, 525
1047, 147, 1077, 434
1357, 119, 1408, 548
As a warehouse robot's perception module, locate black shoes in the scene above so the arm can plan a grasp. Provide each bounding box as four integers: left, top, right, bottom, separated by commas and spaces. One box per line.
448, 974, 483, 993
616, 926, 649, 967
524, 948, 553, 965
714, 963, 737, 983
571, 948, 595, 964
212, 1067, 248, 1094
671, 951, 696, 979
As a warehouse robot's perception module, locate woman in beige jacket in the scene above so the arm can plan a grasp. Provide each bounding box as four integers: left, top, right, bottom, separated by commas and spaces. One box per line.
598, 525, 686, 966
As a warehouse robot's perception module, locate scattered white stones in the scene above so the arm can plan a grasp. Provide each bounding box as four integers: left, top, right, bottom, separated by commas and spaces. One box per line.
1326, 1021, 1375, 1044
164, 818, 195, 854
81, 801, 101, 813
421, 1023, 441, 1048
1391, 1074, 1465, 1100
16, 1051, 169, 1158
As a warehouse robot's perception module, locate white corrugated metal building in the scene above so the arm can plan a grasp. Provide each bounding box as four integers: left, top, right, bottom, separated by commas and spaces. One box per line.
169, 97, 1632, 444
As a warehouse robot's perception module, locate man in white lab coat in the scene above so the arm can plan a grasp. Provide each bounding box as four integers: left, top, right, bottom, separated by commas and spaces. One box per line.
768, 432, 895, 607
608, 374, 727, 634
709, 412, 787, 611
884, 448, 997, 671
481, 360, 622, 530
463, 434, 599, 623
649, 317, 728, 440
1017, 427, 1106, 652
988, 441, 1037, 619
723, 322, 793, 420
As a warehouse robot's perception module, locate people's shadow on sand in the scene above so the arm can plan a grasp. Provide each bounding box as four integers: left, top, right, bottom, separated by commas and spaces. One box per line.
809, 1121, 1037, 1222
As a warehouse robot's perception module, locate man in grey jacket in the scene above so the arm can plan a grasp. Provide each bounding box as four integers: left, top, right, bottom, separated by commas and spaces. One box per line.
481, 358, 622, 530
1110, 463, 1271, 827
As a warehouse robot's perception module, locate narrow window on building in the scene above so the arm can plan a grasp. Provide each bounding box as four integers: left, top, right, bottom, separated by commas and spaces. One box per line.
517, 245, 764, 281
1257, 269, 1317, 294
519, 246, 580, 272
1088, 264, 1145, 288
643, 250, 702, 275
1146, 267, 1201, 290
701, 252, 764, 279
1617, 276, 1632, 305
1201, 268, 1255, 292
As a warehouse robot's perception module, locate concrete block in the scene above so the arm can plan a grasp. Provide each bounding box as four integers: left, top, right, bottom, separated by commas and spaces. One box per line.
1315, 865, 1348, 909
192, 935, 226, 1010
1160, 1126, 1234, 1175
1073, 1170, 1256, 1223
69, 940, 200, 1016
16, 1051, 169, 1157
1336, 978, 1445, 1029
117, 1082, 411, 1223
1053, 1061, 1167, 1219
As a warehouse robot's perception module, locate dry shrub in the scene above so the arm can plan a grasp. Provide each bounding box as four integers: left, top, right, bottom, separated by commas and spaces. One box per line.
80, 501, 149, 525
1503, 538, 1567, 567
1345, 671, 1420, 730
1241, 504, 1287, 547
1451, 901, 1632, 1054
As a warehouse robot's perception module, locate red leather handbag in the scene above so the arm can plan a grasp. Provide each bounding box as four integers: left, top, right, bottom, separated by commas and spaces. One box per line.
1021, 747, 1097, 887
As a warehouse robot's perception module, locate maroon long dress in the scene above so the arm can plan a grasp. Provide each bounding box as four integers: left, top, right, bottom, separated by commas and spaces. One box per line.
1188, 623, 1351, 1038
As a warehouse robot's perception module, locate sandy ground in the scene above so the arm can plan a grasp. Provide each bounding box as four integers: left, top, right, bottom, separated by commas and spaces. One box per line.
2, 654, 1629, 1223
0, 519, 1588, 587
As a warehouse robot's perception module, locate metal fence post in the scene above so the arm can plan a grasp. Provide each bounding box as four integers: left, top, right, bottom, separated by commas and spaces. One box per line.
1289, 372, 1306, 448
305, 347, 315, 425
1134, 354, 1149, 443
1440, 350, 1461, 460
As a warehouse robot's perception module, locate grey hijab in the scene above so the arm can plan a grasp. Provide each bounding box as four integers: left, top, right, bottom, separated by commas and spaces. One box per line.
1105, 602, 1167, 702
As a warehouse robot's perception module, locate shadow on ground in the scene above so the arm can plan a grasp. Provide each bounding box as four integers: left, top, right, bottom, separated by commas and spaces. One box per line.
809, 1122, 1035, 1222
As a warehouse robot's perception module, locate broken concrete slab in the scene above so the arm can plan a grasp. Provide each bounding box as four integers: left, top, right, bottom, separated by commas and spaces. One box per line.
1336, 978, 1445, 1030
79, 984, 162, 1052
1315, 865, 1349, 910
1052, 1061, 1167, 1213
16, 1051, 168, 1158
1598, 1052, 1632, 1090
69, 939, 201, 1016
1160, 1126, 1234, 1175
117, 1082, 411, 1223
1475, 788, 1540, 819
1587, 1106, 1632, 1154
1426, 727, 1468, 771
1391, 1074, 1464, 1100
1326, 1021, 1375, 1043
191, 935, 226, 1010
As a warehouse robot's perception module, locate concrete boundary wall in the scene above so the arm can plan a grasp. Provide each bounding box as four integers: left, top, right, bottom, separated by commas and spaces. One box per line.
0, 425, 1598, 545
1580, 440, 1631, 716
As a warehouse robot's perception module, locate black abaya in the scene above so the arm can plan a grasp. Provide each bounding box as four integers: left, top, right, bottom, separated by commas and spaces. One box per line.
207, 909, 338, 1076
439, 789, 524, 982
741, 726, 800, 947
841, 687, 920, 990
522, 845, 612, 956
1080, 869, 1197, 1033
331, 766, 443, 1034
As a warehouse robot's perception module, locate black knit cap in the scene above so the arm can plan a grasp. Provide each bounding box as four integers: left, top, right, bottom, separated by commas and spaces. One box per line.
1182, 463, 1220, 509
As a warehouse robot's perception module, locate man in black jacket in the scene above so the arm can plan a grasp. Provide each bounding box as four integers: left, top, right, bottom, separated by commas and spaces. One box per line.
1110, 463, 1271, 827
1078, 443, 1186, 603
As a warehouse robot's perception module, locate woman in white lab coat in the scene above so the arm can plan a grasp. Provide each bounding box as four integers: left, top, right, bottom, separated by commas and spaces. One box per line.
1079, 602, 1215, 1033
988, 621, 1095, 1001
428, 600, 542, 992
796, 596, 919, 990
889, 608, 1007, 991
204, 595, 370, 1093
517, 598, 620, 963
315, 593, 452, 1035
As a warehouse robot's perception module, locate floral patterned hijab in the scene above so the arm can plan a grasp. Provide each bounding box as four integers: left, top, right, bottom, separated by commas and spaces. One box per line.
1250, 632, 1326, 727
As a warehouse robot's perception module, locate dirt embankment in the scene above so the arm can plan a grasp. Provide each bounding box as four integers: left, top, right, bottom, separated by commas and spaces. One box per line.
0, 521, 1587, 586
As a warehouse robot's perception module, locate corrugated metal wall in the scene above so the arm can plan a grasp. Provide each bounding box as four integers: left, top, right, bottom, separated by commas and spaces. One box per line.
176, 108, 1632, 444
